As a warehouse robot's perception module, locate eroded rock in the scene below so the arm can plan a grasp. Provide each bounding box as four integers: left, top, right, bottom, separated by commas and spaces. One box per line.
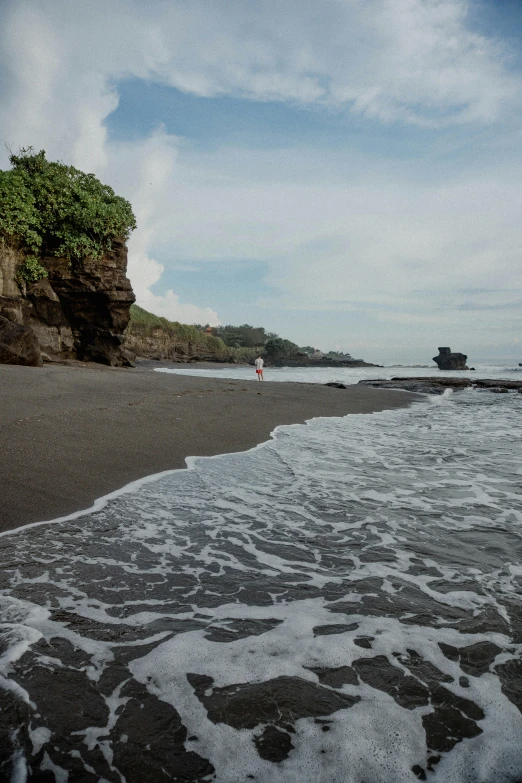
0, 240, 134, 366
0, 313, 42, 366
432, 347, 468, 371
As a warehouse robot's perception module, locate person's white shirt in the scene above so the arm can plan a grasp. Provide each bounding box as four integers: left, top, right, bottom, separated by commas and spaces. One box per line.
255, 357, 264, 369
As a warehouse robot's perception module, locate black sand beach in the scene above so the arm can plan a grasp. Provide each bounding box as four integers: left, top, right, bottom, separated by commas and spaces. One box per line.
0, 362, 417, 532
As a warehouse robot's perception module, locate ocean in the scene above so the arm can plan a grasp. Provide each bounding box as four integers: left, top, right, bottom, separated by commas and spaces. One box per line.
1, 364, 521, 782
155, 361, 522, 385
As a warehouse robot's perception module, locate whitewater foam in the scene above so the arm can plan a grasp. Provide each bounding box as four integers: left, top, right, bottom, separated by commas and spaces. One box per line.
0, 389, 521, 781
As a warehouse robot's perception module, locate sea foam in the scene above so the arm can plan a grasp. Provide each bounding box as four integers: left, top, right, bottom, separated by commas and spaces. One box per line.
0, 389, 521, 781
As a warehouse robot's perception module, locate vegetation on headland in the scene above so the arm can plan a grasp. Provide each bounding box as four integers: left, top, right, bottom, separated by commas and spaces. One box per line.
127, 304, 232, 359
128, 306, 357, 364
0, 148, 136, 282
210, 324, 300, 362
208, 324, 354, 362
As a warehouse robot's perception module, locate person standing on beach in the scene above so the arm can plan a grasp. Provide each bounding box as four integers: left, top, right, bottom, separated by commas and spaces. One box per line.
255, 355, 264, 380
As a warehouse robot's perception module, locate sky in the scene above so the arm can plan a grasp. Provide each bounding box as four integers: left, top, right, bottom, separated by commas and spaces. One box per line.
1, 0, 521, 363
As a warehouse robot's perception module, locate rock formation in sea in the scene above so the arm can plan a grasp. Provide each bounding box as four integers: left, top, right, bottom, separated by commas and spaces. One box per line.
0, 240, 135, 366
358, 377, 522, 394
432, 347, 468, 371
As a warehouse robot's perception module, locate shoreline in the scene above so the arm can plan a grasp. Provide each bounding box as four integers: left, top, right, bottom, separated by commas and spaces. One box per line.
0, 420, 324, 539
0, 362, 419, 533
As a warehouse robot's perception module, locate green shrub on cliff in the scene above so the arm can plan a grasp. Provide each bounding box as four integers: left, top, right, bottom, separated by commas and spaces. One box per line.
0, 148, 136, 279
128, 306, 322, 364
127, 304, 231, 356
16, 256, 49, 283
213, 324, 274, 349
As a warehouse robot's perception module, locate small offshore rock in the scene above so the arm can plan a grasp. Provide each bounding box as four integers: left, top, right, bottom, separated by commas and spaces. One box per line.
432, 347, 468, 371
325, 381, 347, 389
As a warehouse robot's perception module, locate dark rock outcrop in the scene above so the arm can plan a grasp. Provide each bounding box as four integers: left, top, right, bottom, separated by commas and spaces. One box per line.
359, 377, 522, 394
0, 313, 42, 366
433, 347, 468, 371
0, 240, 135, 366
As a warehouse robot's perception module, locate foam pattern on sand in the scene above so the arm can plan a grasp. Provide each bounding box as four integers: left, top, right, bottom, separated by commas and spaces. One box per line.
1, 390, 522, 781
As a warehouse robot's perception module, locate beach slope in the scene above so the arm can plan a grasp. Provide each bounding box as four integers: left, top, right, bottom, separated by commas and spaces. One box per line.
0, 363, 418, 531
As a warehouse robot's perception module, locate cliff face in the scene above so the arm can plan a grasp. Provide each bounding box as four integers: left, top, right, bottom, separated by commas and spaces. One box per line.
124, 325, 234, 363
0, 240, 135, 366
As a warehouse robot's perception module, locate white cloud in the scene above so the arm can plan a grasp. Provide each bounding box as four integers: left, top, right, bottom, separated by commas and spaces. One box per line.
136, 286, 220, 326
1, 0, 518, 167
98, 128, 220, 324
52, 0, 522, 123
149, 142, 522, 303
150, 139, 522, 359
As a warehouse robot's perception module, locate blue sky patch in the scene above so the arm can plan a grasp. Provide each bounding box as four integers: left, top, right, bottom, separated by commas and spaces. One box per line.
107, 78, 439, 159
151, 258, 276, 322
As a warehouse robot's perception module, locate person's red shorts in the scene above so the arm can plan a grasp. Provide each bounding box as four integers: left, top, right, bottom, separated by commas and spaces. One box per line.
256, 369, 262, 374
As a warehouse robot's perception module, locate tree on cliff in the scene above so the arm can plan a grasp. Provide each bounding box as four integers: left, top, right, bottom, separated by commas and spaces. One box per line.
0, 148, 136, 282
212, 324, 273, 349
263, 336, 300, 362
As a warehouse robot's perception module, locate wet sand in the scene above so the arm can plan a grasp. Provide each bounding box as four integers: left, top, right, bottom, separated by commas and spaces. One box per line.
0, 362, 418, 532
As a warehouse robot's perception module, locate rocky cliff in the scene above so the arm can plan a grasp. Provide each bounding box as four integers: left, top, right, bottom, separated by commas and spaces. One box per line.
0, 239, 135, 366
124, 305, 234, 363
